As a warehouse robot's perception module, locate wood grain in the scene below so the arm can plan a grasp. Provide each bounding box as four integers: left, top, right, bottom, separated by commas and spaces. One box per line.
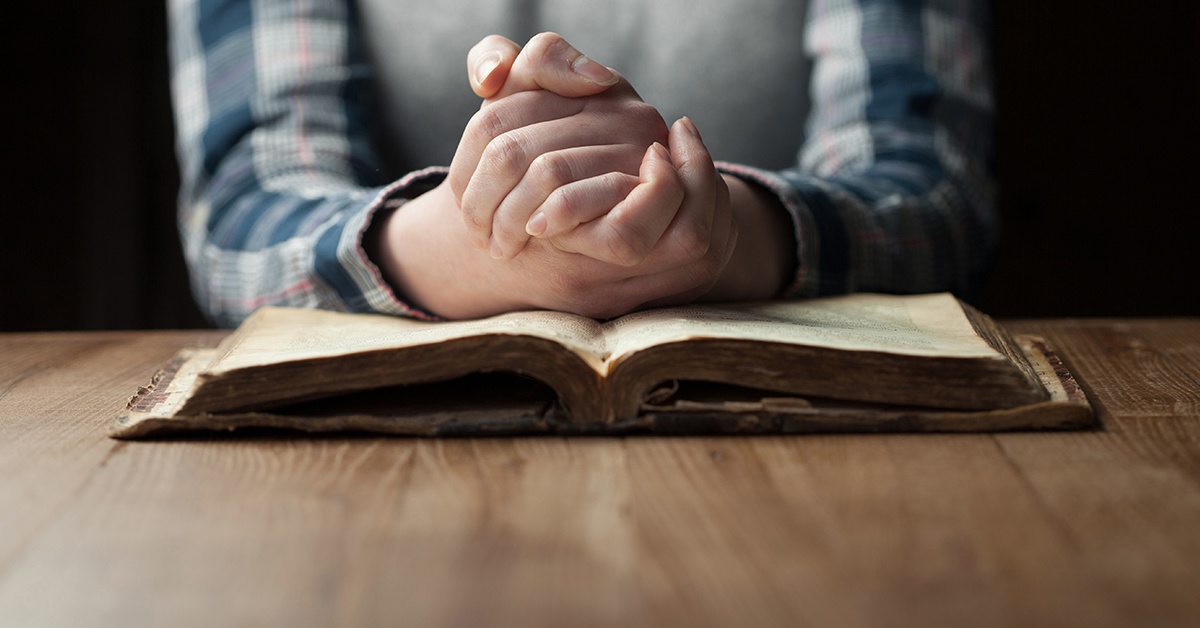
1000, 320, 1200, 624
0, 332, 221, 568
0, 322, 1198, 627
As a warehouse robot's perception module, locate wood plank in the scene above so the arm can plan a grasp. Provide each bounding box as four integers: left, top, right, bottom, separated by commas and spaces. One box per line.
1006, 319, 1200, 419
0, 332, 221, 569
0, 435, 644, 626
1005, 319, 1200, 484
623, 434, 1132, 627
995, 319, 1200, 624
0, 437, 412, 626
1, 323, 1199, 626
2, 430, 1098, 628
1123, 318, 1200, 388
335, 437, 641, 627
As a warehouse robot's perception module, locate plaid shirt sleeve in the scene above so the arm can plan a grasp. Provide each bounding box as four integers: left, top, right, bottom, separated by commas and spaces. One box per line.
722, 0, 996, 299
169, 0, 437, 327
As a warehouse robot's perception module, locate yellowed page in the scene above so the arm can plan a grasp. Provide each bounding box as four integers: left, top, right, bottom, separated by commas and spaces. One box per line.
209, 307, 606, 374
600, 293, 1002, 370
208, 293, 996, 381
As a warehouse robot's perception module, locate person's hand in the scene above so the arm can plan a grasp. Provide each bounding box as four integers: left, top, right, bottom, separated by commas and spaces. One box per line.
455, 33, 745, 302
457, 34, 746, 280
449, 33, 669, 261
368, 33, 792, 320
373, 33, 736, 319
373, 166, 735, 320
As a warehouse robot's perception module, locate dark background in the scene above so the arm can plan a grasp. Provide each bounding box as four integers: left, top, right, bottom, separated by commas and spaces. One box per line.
3, 2, 1198, 331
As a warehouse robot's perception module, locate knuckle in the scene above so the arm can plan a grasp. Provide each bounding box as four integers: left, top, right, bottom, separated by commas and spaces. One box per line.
605, 218, 652, 267
694, 232, 730, 285
573, 292, 628, 320
545, 271, 623, 319
694, 254, 721, 285
492, 211, 529, 248
671, 221, 711, 262
483, 132, 528, 176
525, 32, 568, 66
471, 106, 509, 143
542, 262, 637, 319
461, 208, 489, 236
543, 183, 583, 224
545, 264, 589, 299
491, 216, 518, 242
529, 153, 573, 191
624, 102, 670, 143
657, 170, 687, 206
459, 196, 486, 226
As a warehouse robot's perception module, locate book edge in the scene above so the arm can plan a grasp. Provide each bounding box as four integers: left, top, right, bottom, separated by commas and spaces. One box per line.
109, 334, 1093, 439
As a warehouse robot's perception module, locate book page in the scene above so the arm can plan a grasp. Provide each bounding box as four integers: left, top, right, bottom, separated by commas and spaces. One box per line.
210, 307, 606, 374
600, 293, 1003, 368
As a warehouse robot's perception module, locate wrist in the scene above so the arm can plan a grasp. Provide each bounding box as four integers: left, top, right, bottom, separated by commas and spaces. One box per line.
372, 182, 524, 319
705, 174, 795, 301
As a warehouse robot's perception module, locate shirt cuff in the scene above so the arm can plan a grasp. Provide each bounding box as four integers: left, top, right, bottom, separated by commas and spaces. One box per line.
344, 166, 449, 320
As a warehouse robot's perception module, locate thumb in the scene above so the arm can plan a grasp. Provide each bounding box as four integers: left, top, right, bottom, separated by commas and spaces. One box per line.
467, 35, 521, 98
489, 32, 620, 101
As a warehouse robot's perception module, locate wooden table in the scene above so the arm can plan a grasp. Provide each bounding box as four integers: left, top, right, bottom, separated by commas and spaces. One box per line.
2, 319, 1198, 627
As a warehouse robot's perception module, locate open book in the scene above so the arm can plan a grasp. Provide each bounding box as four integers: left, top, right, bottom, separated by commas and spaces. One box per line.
112, 293, 1093, 438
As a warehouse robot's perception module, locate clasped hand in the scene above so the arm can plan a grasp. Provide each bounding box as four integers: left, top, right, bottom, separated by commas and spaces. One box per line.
453, 33, 734, 267
374, 33, 753, 320
452, 33, 738, 314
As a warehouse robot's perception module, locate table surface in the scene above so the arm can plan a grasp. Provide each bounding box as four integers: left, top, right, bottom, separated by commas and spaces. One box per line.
2, 318, 1199, 627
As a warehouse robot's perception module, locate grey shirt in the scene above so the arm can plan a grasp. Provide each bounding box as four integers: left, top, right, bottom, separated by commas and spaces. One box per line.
356, 0, 811, 174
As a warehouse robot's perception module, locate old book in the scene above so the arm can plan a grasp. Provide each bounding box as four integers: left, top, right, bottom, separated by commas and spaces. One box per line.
111, 293, 1093, 438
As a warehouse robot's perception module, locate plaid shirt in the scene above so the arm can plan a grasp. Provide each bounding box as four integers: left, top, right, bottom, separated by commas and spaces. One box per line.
170, 0, 994, 327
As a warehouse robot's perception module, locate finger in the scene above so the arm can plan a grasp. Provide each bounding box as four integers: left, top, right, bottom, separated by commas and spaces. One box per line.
467, 35, 521, 98
553, 142, 686, 266
447, 91, 585, 213
652, 117, 724, 267
490, 145, 644, 260
528, 171, 641, 240
460, 113, 653, 250
654, 118, 739, 296
604, 116, 738, 299
621, 180, 737, 311
600, 221, 733, 312
556, 118, 733, 271
489, 32, 619, 101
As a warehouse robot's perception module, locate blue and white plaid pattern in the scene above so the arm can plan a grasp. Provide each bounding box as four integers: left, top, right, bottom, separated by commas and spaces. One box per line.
170, 0, 994, 326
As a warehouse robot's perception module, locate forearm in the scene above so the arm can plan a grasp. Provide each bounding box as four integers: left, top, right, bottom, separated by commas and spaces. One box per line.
716, 0, 996, 298
171, 0, 430, 325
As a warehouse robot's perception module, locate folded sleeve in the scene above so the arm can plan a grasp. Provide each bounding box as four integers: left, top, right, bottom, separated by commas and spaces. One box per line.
169, 0, 439, 327
720, 0, 996, 298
